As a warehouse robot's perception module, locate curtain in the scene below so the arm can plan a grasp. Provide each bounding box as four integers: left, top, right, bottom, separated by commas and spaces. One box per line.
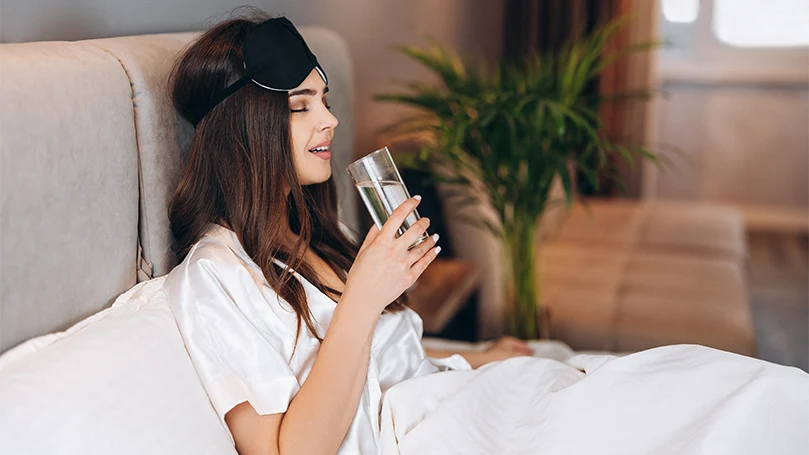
503, 0, 606, 60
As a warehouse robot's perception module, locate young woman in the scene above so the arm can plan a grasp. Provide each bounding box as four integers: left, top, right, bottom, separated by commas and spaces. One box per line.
162, 13, 532, 455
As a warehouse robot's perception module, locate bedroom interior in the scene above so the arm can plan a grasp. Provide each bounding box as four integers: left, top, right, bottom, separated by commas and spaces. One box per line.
0, 0, 807, 453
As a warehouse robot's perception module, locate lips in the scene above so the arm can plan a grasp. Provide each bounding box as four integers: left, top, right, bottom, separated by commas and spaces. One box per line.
308, 145, 330, 153
307, 140, 331, 160
308, 140, 331, 153
308, 140, 332, 159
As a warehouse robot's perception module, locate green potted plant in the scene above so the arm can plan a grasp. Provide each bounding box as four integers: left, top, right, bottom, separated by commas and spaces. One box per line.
377, 18, 658, 340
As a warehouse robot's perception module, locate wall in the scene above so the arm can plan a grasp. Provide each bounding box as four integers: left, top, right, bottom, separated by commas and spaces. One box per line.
654, 81, 808, 208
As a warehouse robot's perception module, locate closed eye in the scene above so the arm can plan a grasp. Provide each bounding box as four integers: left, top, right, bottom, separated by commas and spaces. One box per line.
290, 100, 330, 113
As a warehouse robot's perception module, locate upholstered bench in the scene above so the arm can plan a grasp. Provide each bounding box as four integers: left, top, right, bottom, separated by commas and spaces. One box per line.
541, 199, 756, 356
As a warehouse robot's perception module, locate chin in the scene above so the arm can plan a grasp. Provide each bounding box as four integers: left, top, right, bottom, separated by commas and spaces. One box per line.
302, 171, 332, 186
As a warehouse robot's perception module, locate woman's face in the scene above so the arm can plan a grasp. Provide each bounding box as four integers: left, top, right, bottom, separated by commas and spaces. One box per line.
288, 69, 339, 186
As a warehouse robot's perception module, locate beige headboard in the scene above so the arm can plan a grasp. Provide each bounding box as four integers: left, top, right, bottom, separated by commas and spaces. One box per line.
0, 27, 358, 353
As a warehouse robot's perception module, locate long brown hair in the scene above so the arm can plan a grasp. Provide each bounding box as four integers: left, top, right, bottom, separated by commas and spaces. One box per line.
168, 12, 404, 344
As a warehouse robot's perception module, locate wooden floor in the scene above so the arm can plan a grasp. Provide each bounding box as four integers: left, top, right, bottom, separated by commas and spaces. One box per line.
746, 232, 808, 371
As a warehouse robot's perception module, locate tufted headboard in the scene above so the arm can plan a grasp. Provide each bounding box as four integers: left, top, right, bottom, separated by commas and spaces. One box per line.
0, 27, 358, 353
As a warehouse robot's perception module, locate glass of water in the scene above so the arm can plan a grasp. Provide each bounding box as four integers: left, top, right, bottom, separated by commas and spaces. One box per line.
347, 146, 429, 250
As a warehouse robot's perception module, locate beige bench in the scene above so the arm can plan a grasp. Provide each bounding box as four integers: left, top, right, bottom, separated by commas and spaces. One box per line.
541, 199, 756, 356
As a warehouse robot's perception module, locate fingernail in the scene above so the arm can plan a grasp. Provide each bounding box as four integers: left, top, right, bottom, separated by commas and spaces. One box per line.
432, 233, 440, 242
435, 246, 442, 254
414, 195, 422, 201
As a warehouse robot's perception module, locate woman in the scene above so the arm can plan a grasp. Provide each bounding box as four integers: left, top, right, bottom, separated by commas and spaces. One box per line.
163, 13, 531, 455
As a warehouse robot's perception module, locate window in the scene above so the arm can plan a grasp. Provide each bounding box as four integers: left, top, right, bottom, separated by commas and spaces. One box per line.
714, 0, 809, 47
662, 0, 699, 24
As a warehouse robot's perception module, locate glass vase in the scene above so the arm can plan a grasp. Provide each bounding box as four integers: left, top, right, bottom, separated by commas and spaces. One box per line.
502, 214, 544, 340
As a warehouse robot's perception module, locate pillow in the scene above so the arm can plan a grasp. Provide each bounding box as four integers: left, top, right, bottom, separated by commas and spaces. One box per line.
0, 278, 236, 455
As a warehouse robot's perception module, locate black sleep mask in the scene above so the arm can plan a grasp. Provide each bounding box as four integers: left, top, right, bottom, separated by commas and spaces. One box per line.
189, 17, 328, 126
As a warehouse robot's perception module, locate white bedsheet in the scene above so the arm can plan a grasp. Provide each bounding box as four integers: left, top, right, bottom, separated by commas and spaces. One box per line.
380, 345, 809, 454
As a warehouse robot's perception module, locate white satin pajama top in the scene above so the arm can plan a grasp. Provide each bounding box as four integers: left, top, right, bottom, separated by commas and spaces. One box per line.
162, 224, 470, 454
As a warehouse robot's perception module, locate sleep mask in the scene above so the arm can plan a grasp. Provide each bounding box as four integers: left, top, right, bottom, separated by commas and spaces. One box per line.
189, 16, 328, 126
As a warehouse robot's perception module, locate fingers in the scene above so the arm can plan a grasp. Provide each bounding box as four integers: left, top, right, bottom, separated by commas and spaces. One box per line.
507, 337, 533, 355
379, 196, 422, 239
515, 343, 534, 355
399, 216, 431, 250
358, 224, 380, 255
407, 232, 439, 265
497, 336, 533, 355
501, 336, 525, 345
409, 243, 441, 278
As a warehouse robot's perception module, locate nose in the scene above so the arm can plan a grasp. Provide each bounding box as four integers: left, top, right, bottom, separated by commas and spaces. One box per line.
319, 105, 338, 131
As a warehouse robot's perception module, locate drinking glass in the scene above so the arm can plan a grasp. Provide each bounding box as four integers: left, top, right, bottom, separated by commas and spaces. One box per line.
346, 146, 429, 250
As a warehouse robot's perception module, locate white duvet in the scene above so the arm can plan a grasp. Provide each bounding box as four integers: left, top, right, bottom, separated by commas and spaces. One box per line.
379, 345, 809, 454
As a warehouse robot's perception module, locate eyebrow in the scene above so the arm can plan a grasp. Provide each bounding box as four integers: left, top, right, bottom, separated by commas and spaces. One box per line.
288, 86, 329, 97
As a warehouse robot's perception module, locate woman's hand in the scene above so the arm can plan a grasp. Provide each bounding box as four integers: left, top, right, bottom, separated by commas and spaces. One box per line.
457, 336, 534, 369
343, 196, 440, 315
483, 336, 534, 362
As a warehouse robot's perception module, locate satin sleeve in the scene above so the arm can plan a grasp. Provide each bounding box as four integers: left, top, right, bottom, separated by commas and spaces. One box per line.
164, 253, 300, 432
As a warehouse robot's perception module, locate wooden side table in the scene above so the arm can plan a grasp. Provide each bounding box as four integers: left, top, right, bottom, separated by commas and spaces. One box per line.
406, 258, 480, 334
